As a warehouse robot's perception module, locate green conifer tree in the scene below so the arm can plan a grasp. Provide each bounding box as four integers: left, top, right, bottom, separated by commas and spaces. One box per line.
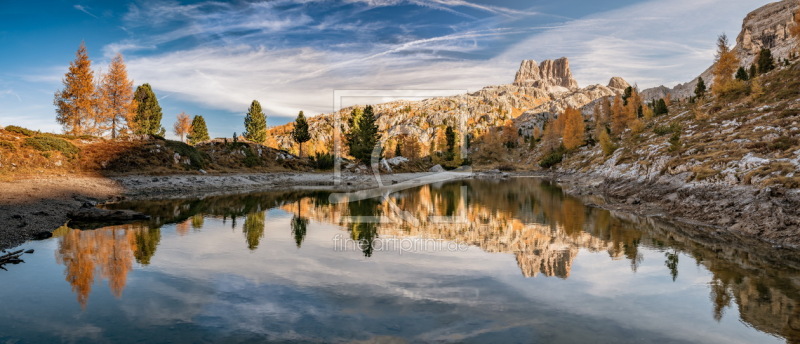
243, 100, 267, 143
694, 77, 706, 99
187, 115, 209, 145
735, 66, 749, 81
445, 125, 456, 160
757, 48, 775, 74
132, 83, 165, 136
291, 110, 311, 157
346, 105, 380, 163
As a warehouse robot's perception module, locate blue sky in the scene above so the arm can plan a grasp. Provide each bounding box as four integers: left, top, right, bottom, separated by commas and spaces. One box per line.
0, 0, 772, 139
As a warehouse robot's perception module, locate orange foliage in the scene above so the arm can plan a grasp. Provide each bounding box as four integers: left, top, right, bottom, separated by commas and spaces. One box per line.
55, 42, 96, 136
561, 107, 585, 150
712, 34, 740, 96
96, 53, 135, 138
56, 226, 141, 308
173, 112, 192, 143
610, 94, 626, 135
792, 9, 800, 53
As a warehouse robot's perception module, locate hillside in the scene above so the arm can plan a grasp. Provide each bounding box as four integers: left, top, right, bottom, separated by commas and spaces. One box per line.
0, 127, 309, 179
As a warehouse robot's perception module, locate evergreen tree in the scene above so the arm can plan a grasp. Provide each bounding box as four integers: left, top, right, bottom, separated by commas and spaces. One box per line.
735, 66, 749, 81
346, 105, 380, 163
243, 100, 267, 143
694, 77, 706, 99
187, 115, 209, 145
654, 99, 669, 116
291, 110, 311, 157
445, 125, 456, 159
96, 53, 135, 138
757, 48, 775, 74
132, 83, 165, 136
749, 64, 757, 79
394, 140, 402, 157
622, 86, 633, 106
54, 42, 96, 136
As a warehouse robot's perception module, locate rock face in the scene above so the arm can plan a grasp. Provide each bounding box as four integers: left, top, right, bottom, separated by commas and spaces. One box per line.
647, 0, 800, 99
513, 57, 579, 91
607, 77, 630, 91
736, 0, 799, 66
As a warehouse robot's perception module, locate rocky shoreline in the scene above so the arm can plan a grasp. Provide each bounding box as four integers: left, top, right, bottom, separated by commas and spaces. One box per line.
1, 170, 797, 250
530, 171, 800, 249
0, 172, 458, 250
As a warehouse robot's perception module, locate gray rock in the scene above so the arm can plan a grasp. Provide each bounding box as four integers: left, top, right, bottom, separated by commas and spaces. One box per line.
429, 164, 445, 172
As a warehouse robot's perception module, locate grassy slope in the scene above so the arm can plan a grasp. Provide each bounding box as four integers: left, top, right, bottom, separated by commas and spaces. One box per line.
541, 61, 800, 189
0, 130, 310, 180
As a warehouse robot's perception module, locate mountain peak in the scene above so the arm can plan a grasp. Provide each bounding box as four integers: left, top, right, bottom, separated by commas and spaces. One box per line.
607, 77, 631, 90
513, 57, 579, 91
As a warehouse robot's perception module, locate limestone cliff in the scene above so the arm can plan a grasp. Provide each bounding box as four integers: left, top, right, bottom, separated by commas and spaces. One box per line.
267, 57, 621, 155
648, 0, 800, 99
513, 57, 579, 92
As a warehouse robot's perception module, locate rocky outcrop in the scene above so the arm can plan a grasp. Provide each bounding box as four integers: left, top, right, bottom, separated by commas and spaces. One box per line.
640, 85, 671, 101
607, 77, 630, 90
647, 0, 799, 99
513, 57, 579, 91
736, 0, 800, 66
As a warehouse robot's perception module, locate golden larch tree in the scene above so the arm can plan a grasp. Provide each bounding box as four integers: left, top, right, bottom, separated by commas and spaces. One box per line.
96, 53, 136, 138
792, 7, 800, 53
173, 112, 192, 142
561, 107, 585, 150
610, 94, 626, 135
712, 33, 740, 96
540, 115, 563, 153
624, 88, 643, 133
54, 42, 96, 136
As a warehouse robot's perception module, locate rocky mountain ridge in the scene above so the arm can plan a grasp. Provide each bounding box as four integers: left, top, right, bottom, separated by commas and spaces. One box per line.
267, 57, 629, 155
643, 0, 799, 100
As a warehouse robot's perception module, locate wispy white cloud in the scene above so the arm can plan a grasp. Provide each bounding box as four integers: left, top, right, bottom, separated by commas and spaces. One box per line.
93, 0, 771, 129
0, 89, 22, 102
102, 41, 157, 59
73, 4, 99, 19
498, 0, 772, 88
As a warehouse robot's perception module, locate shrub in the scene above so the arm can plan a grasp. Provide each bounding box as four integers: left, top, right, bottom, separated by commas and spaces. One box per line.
4, 125, 37, 136
770, 136, 798, 151
23, 136, 80, 157
164, 140, 207, 169
313, 152, 334, 170
653, 123, 681, 136
539, 146, 565, 168
0, 141, 16, 151
598, 130, 617, 157
668, 132, 681, 152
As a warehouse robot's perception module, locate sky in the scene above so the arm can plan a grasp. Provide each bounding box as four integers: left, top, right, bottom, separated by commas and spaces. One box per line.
0, 0, 774, 139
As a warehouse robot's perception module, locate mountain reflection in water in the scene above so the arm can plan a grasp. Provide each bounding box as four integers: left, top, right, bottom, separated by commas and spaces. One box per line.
45, 178, 800, 343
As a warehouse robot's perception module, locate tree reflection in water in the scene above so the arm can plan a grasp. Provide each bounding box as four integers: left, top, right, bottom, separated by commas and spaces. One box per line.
243, 212, 266, 251
55, 224, 152, 308
85, 179, 800, 342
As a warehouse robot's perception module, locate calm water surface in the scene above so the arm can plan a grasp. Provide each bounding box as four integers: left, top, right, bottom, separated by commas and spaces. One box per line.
1, 178, 799, 343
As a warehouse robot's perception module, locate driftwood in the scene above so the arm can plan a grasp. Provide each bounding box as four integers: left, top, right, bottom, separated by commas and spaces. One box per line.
0, 249, 33, 271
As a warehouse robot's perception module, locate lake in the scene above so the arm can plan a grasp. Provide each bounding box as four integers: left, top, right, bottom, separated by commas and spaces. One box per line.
1, 177, 798, 343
